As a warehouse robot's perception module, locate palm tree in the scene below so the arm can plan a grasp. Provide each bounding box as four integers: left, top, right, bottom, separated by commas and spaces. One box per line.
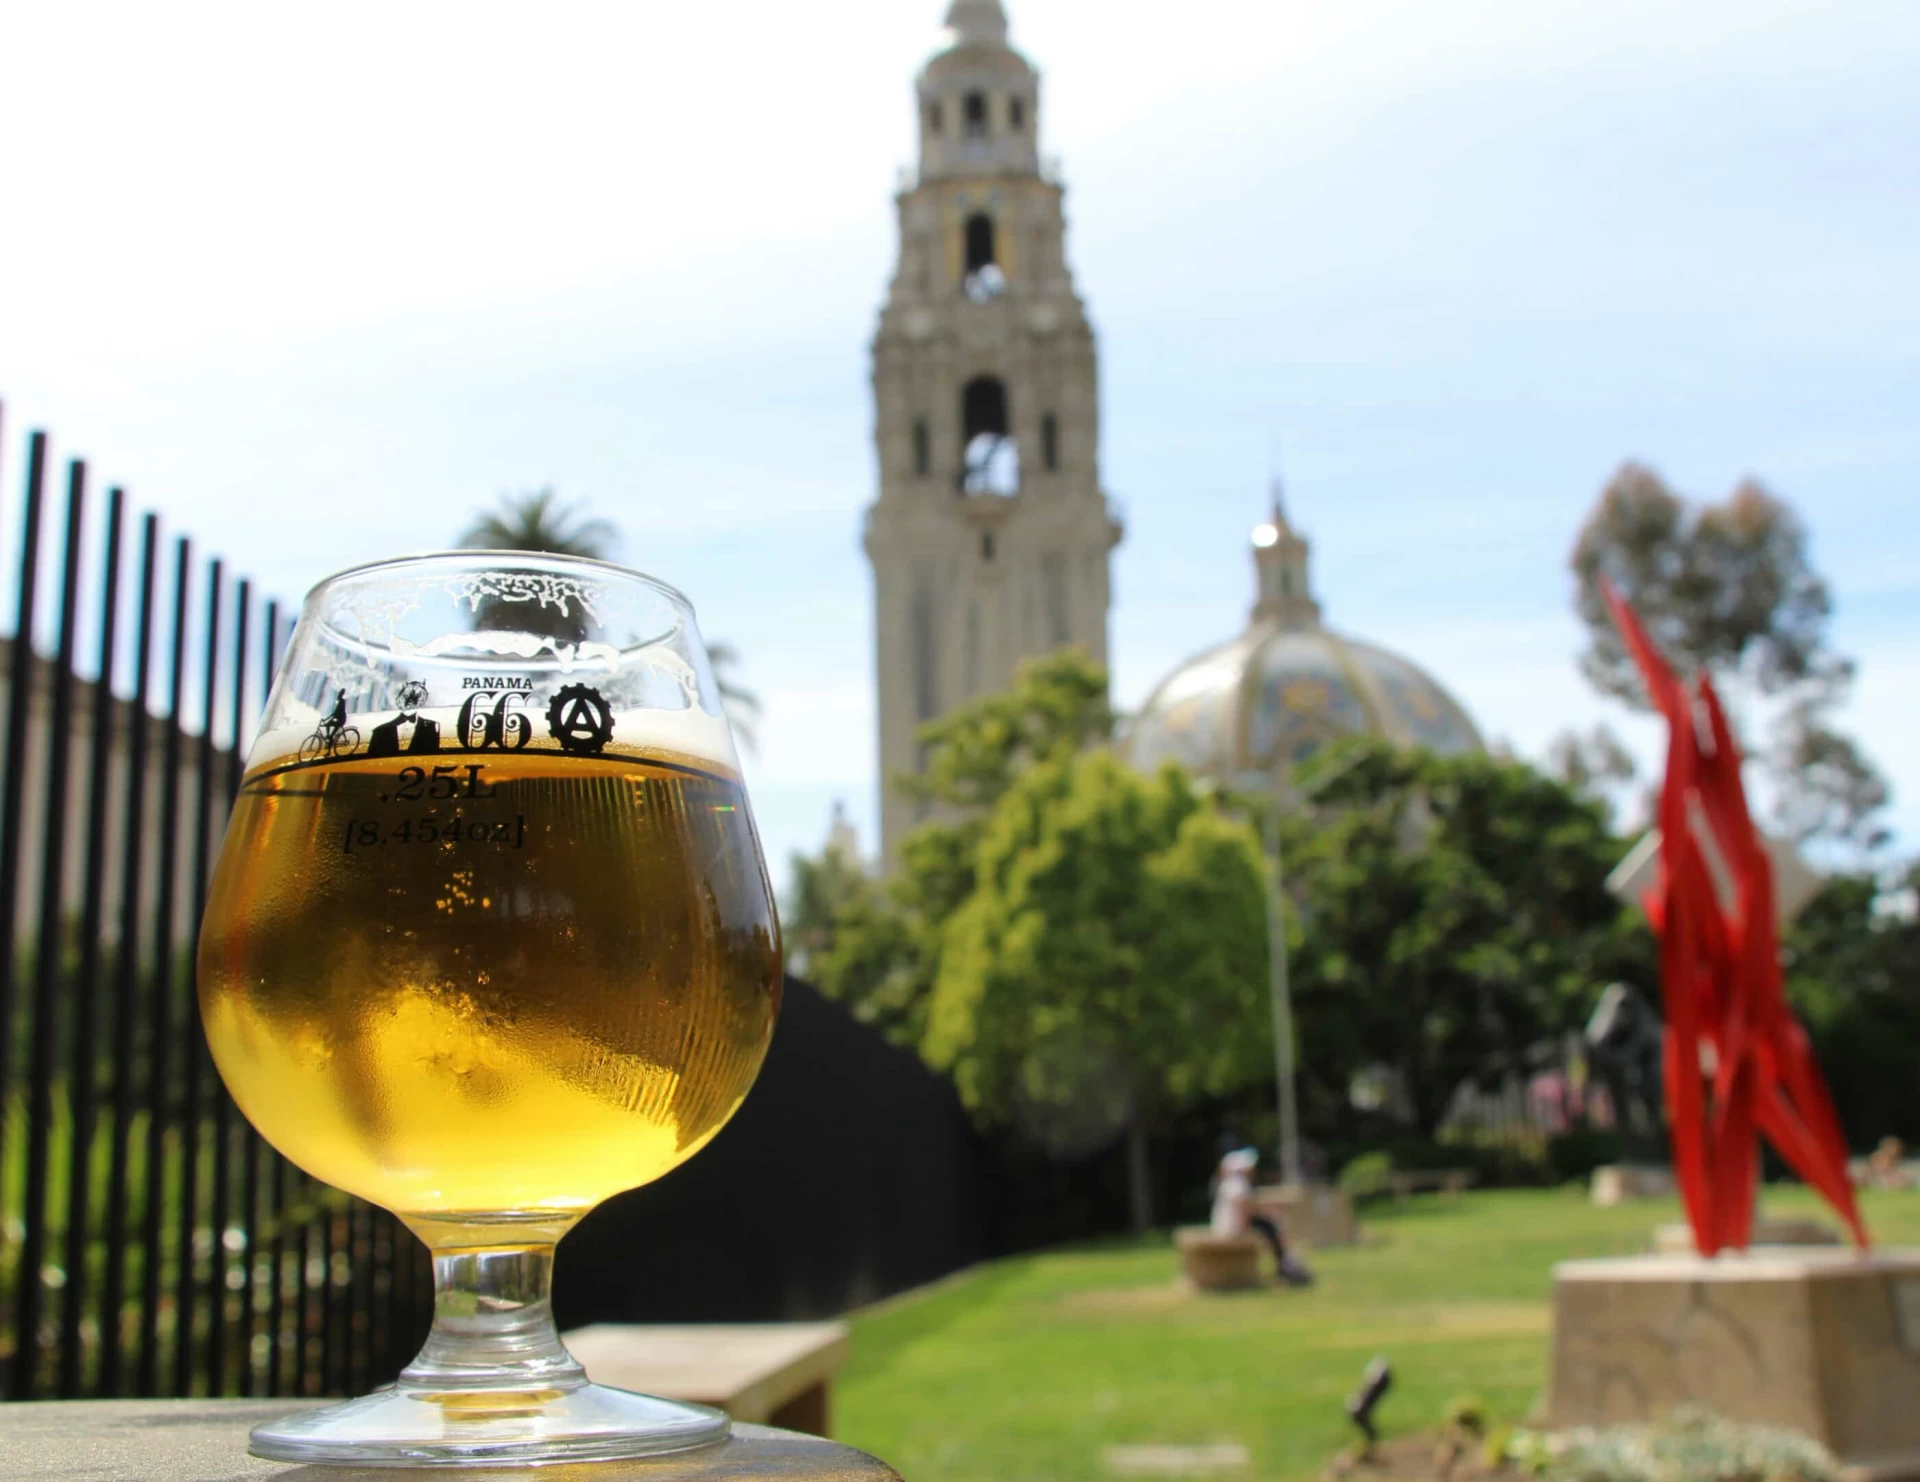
455, 489, 617, 642
458, 488, 617, 560
457, 490, 762, 751
707, 640, 762, 755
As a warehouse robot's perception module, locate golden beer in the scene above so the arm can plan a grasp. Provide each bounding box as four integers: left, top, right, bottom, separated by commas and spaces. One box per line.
199, 745, 781, 1224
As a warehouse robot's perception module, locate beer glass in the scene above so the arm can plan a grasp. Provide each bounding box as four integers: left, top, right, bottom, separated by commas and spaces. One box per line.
198, 553, 782, 1466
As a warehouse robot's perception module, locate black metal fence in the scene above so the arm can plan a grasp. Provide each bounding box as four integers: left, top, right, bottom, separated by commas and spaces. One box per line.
0, 407, 431, 1400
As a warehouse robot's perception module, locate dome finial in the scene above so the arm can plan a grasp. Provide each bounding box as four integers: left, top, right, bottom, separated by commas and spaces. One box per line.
945, 0, 1010, 46
1250, 477, 1320, 630
1265, 441, 1294, 534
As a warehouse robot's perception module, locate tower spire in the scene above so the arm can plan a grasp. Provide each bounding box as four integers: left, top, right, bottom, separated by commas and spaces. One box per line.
918, 0, 1037, 182
945, 0, 1009, 46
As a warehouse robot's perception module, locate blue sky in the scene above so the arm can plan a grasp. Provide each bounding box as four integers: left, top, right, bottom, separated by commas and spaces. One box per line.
0, 0, 1914, 885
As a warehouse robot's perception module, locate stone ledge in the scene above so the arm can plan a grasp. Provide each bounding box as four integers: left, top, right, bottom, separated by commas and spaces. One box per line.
1555, 1247, 1917, 1282
0, 1399, 904, 1482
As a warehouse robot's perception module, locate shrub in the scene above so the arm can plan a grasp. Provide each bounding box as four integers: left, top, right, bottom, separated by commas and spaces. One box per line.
1338, 1151, 1394, 1201
1444, 1392, 1487, 1438
1502, 1408, 1841, 1482
1546, 1127, 1626, 1183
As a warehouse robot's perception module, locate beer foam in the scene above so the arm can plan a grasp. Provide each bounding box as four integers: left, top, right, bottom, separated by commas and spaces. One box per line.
248, 698, 740, 777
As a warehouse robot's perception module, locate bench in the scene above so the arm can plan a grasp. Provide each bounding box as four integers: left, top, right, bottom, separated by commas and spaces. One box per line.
1173, 1228, 1265, 1291
562, 1321, 850, 1438
1590, 1162, 1675, 1205
1386, 1167, 1477, 1199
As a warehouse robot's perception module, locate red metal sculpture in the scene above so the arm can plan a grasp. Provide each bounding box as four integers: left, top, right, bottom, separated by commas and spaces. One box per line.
1604, 581, 1868, 1254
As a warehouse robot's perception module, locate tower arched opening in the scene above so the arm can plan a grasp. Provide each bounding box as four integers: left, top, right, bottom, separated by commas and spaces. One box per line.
962, 213, 1005, 301
964, 214, 996, 273
960, 376, 1018, 495
961, 376, 1008, 442
964, 91, 988, 138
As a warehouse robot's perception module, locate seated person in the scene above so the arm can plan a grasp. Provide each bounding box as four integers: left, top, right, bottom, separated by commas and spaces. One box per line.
1211, 1147, 1312, 1287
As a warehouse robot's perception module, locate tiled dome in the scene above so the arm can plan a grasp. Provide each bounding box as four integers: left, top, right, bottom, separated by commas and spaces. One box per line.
1124, 496, 1482, 784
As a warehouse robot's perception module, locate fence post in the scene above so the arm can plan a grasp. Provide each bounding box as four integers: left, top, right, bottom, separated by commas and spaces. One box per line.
16, 461, 88, 1396
58, 484, 126, 1396
99, 511, 158, 1397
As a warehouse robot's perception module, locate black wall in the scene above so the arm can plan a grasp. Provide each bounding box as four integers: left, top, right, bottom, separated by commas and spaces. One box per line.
555, 977, 989, 1326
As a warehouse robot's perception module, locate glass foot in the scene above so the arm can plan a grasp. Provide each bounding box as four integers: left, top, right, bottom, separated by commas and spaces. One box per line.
248, 1381, 730, 1468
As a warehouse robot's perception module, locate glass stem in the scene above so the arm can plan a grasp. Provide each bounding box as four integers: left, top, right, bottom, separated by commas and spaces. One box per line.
399, 1244, 586, 1393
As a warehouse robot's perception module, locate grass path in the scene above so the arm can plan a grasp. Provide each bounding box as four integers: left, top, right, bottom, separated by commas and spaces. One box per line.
836, 1186, 1920, 1482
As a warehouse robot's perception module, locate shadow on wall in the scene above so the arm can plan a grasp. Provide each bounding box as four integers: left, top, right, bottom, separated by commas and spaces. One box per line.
554, 977, 990, 1326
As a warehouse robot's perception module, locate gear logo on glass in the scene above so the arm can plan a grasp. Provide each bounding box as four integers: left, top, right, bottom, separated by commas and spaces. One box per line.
547, 682, 616, 755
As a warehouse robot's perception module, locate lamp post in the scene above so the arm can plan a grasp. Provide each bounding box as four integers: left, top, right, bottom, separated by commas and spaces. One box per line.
1246, 744, 1372, 1190
1264, 790, 1304, 1188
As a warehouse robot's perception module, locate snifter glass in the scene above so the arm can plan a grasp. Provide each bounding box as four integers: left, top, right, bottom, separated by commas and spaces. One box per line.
198, 552, 782, 1466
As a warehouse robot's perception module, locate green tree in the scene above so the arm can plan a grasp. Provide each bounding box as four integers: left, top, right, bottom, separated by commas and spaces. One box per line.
902, 648, 1113, 813
810, 876, 929, 1045
802, 650, 1115, 1047
1284, 740, 1649, 1137
1784, 862, 1920, 1148
782, 819, 935, 1042
925, 750, 1270, 1231
705, 640, 762, 754
1570, 464, 1888, 849
1546, 722, 1639, 823
900, 645, 1115, 934
783, 827, 869, 979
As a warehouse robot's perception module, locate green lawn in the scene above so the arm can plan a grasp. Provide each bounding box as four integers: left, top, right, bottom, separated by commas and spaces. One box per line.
836, 1186, 1920, 1482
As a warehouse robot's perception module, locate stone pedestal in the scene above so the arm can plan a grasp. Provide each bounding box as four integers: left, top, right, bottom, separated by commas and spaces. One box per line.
1549, 1249, 1920, 1481
564, 1321, 849, 1436
1651, 1218, 1842, 1254
0, 1400, 903, 1481
1591, 1163, 1676, 1206
1175, 1228, 1264, 1291
1252, 1184, 1358, 1248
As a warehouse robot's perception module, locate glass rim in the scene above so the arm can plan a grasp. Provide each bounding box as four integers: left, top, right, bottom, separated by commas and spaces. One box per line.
302, 549, 698, 616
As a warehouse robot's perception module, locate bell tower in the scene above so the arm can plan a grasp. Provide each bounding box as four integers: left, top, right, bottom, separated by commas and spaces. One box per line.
864, 0, 1122, 867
